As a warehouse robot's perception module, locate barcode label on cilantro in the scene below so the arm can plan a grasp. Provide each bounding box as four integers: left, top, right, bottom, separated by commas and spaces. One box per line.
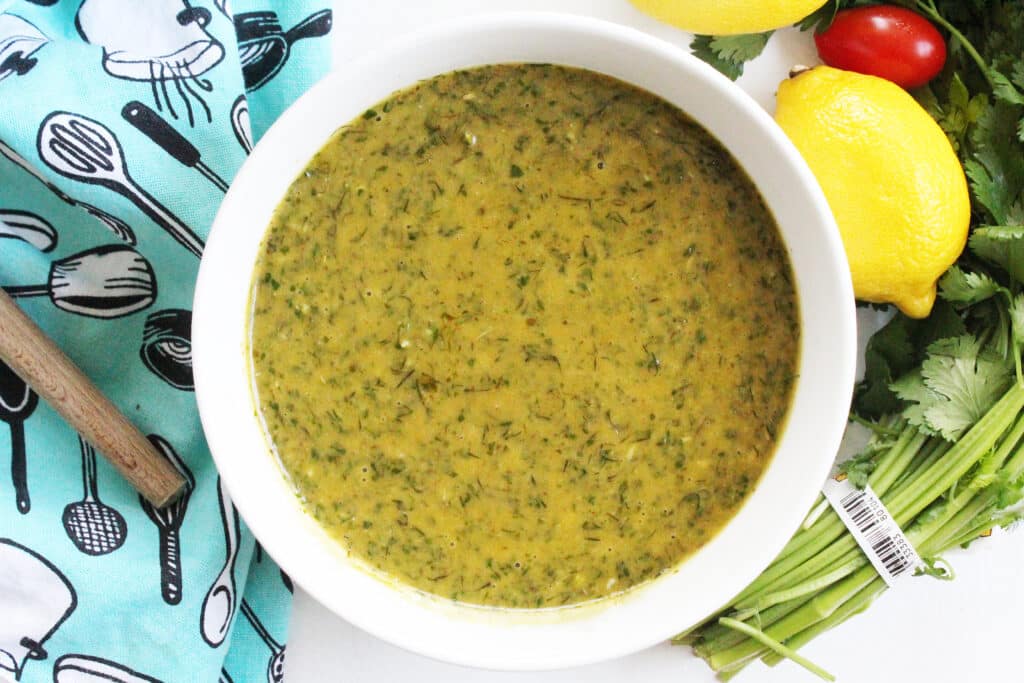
822, 478, 923, 586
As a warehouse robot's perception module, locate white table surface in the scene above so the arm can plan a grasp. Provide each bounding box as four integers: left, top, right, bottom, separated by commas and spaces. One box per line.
284, 2, 1024, 680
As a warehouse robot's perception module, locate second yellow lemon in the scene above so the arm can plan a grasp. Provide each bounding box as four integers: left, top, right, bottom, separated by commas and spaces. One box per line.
628, 0, 828, 35
775, 66, 970, 319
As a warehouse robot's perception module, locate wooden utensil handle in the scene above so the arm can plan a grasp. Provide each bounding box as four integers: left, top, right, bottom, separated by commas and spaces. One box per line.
0, 289, 185, 507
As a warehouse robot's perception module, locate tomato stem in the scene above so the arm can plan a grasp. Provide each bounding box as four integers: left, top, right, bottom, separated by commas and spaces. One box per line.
915, 0, 996, 90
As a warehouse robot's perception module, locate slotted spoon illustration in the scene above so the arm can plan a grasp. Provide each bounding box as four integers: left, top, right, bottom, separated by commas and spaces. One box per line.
62, 435, 127, 556
0, 137, 135, 244
37, 111, 204, 257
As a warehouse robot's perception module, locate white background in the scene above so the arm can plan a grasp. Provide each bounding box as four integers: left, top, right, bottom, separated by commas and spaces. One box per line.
285, 2, 1024, 681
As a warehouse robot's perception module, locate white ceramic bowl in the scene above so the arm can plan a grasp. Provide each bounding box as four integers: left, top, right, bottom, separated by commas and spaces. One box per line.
194, 12, 856, 671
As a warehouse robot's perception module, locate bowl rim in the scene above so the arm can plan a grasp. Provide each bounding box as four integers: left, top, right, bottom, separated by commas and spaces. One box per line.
193, 10, 857, 671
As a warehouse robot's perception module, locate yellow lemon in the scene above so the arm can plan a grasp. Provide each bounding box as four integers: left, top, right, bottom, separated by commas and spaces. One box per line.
628, 0, 828, 35
775, 66, 970, 319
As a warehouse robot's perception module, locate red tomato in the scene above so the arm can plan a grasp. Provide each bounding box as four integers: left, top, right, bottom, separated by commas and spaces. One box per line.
814, 5, 946, 89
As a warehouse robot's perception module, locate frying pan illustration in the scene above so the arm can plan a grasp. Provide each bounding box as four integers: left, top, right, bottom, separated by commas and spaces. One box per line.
235, 9, 332, 91
139, 309, 193, 390
0, 360, 38, 514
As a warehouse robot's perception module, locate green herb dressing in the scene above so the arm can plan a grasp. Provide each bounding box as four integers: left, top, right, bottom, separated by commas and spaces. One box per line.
251, 64, 799, 608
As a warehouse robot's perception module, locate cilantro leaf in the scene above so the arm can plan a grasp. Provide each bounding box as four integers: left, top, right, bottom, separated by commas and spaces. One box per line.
854, 315, 915, 418
796, 0, 842, 33
966, 101, 1024, 224
891, 335, 1013, 440
838, 450, 877, 488
1008, 293, 1024, 383
991, 70, 1024, 106
967, 225, 1024, 283
913, 299, 970, 350
853, 302, 966, 418
993, 472, 1024, 510
1010, 293, 1024, 347
689, 32, 773, 81
916, 75, 988, 153
938, 265, 1003, 305
915, 556, 954, 580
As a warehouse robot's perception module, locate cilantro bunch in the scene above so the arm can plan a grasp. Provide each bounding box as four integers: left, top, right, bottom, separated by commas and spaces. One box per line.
681, 2, 1024, 679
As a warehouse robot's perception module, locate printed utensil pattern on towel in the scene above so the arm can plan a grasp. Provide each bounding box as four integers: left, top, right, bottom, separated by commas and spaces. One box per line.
0, 1, 333, 678
140, 309, 194, 391
121, 101, 229, 192
0, 359, 37, 514
239, 599, 285, 683
0, 138, 135, 245
138, 434, 194, 605
201, 476, 241, 648
235, 9, 332, 91
0, 537, 76, 681
62, 435, 127, 556
252, 542, 294, 593
0, 14, 48, 83
75, 0, 224, 127
36, 111, 205, 257
2, 244, 156, 319
53, 654, 162, 683
229, 95, 253, 154
0, 209, 56, 252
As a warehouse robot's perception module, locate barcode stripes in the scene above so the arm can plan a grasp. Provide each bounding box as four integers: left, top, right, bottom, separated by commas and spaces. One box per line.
838, 489, 914, 578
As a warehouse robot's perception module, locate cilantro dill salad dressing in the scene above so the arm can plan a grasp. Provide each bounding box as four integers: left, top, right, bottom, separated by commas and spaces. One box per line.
250, 64, 799, 608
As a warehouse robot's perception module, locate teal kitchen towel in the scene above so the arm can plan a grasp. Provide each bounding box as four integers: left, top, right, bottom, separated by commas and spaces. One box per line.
0, 1, 332, 681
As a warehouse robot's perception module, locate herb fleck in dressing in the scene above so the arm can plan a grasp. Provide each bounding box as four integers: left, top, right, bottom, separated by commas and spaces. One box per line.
251, 64, 799, 608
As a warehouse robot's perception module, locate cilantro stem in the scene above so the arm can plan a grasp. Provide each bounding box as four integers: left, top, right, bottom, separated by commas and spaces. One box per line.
906, 413, 1024, 550
734, 425, 922, 603
709, 565, 876, 670
685, 384, 1024, 676
759, 579, 881, 667
800, 496, 829, 530
867, 429, 928, 497
717, 618, 836, 681
887, 384, 1024, 524
732, 557, 864, 615
847, 413, 902, 437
